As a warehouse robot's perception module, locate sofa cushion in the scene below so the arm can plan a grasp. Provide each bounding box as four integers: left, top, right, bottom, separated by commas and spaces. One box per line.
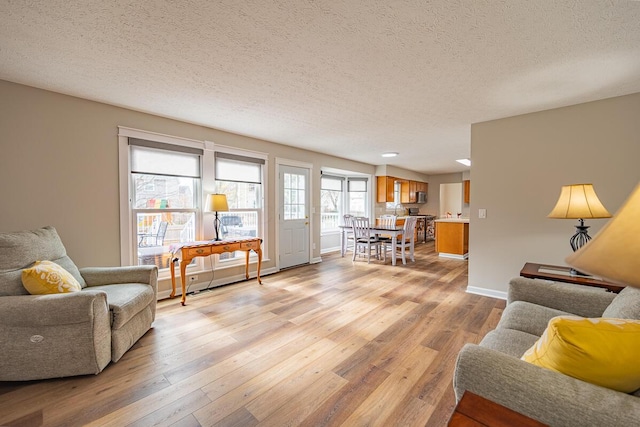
603, 286, 640, 319
87, 283, 155, 329
0, 226, 86, 296
21, 260, 82, 294
479, 328, 539, 358
522, 316, 640, 393
499, 301, 570, 337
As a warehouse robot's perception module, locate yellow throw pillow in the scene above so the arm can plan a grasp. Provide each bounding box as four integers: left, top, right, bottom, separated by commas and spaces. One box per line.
22, 260, 82, 295
521, 316, 640, 393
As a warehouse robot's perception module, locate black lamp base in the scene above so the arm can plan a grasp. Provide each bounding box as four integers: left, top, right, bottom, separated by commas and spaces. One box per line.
214, 212, 222, 241
569, 219, 591, 252
569, 219, 591, 276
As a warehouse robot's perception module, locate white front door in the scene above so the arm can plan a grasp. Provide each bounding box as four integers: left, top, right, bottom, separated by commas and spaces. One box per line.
278, 165, 310, 269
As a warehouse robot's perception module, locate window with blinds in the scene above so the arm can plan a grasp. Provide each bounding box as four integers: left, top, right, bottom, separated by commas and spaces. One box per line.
214, 151, 265, 259
129, 138, 203, 270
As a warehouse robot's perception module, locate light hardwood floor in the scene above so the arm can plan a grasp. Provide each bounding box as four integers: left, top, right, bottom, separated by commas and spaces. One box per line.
0, 241, 505, 427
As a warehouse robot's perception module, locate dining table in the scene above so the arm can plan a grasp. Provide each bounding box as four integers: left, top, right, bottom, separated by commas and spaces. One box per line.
339, 224, 405, 266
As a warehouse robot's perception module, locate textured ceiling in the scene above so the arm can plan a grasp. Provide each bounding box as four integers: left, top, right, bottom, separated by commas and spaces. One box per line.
1, 1, 640, 174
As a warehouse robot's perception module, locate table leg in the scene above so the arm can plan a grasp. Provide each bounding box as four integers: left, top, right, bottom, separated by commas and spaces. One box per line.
245, 250, 250, 280
170, 257, 177, 298
256, 247, 262, 284
391, 234, 398, 266
180, 259, 188, 306
340, 228, 346, 257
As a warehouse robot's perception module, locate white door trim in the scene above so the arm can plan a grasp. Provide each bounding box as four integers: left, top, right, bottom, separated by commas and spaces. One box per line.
275, 158, 314, 271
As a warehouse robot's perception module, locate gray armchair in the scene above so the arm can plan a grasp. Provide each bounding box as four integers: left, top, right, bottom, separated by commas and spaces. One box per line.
0, 226, 158, 381
453, 277, 640, 426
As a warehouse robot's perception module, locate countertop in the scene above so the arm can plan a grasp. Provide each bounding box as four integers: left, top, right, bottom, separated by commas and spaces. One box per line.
379, 215, 435, 219
434, 218, 470, 223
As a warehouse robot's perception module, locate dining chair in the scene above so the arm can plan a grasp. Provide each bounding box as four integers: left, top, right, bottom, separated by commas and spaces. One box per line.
377, 215, 397, 258
351, 217, 383, 263
343, 214, 355, 255
394, 216, 418, 264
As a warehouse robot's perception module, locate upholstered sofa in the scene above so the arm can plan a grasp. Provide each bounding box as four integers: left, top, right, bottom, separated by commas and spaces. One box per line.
0, 226, 158, 381
453, 277, 640, 427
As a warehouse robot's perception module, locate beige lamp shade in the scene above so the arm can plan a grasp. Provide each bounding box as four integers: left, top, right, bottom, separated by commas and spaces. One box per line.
566, 183, 640, 288
548, 184, 611, 219
206, 193, 229, 212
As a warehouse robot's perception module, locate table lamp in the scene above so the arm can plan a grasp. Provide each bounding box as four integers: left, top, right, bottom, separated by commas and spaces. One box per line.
206, 193, 229, 241
548, 183, 611, 274
566, 182, 640, 288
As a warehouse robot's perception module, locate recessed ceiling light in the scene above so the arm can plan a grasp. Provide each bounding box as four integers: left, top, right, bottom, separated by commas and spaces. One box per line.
456, 158, 471, 166
382, 152, 399, 158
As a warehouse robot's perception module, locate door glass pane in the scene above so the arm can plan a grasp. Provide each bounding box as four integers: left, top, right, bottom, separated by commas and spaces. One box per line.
283, 172, 306, 220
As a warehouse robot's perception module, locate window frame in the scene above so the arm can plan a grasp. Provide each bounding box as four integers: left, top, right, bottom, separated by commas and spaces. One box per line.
320, 172, 370, 234
320, 174, 344, 233
210, 144, 269, 269
118, 127, 206, 277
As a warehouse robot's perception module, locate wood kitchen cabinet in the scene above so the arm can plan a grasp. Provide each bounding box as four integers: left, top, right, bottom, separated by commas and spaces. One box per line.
378, 176, 428, 204
401, 180, 428, 203
435, 220, 469, 259
463, 180, 470, 204
376, 176, 396, 203
400, 180, 411, 203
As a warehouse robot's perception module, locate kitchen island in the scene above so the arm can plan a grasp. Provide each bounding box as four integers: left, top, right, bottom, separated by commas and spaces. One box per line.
376, 215, 435, 243
434, 218, 469, 259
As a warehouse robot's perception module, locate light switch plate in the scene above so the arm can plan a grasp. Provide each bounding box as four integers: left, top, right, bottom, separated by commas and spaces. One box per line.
478, 209, 487, 219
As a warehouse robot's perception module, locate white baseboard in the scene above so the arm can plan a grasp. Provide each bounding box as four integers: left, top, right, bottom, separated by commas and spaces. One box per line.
466, 285, 507, 300
310, 256, 323, 264
157, 266, 279, 300
320, 246, 341, 255
438, 253, 468, 260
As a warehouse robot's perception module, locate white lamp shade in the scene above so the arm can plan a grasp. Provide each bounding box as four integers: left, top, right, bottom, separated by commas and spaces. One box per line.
548, 184, 611, 219
205, 194, 229, 212
566, 183, 640, 288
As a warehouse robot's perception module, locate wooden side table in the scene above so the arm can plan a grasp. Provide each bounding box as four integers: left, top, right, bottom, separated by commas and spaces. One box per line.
170, 237, 263, 305
448, 391, 547, 426
520, 262, 624, 293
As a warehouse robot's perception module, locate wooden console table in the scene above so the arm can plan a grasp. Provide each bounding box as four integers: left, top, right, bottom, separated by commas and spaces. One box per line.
520, 262, 624, 293
448, 391, 547, 426
170, 237, 262, 305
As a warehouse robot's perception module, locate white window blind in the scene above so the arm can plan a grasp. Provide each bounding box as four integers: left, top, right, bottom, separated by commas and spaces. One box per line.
215, 152, 264, 184
348, 178, 367, 192
321, 175, 343, 191
130, 140, 201, 178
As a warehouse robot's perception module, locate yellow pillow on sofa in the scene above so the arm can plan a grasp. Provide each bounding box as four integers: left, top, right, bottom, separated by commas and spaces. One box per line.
521, 316, 640, 393
22, 260, 82, 295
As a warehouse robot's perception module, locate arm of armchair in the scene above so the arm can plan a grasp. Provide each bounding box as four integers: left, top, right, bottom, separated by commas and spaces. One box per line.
0, 291, 112, 381
453, 344, 640, 427
508, 277, 616, 318
80, 265, 158, 288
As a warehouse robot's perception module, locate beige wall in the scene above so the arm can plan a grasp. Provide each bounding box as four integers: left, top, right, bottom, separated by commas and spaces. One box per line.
375, 164, 429, 182
0, 80, 377, 294
469, 92, 640, 297
373, 165, 431, 216
423, 172, 465, 218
